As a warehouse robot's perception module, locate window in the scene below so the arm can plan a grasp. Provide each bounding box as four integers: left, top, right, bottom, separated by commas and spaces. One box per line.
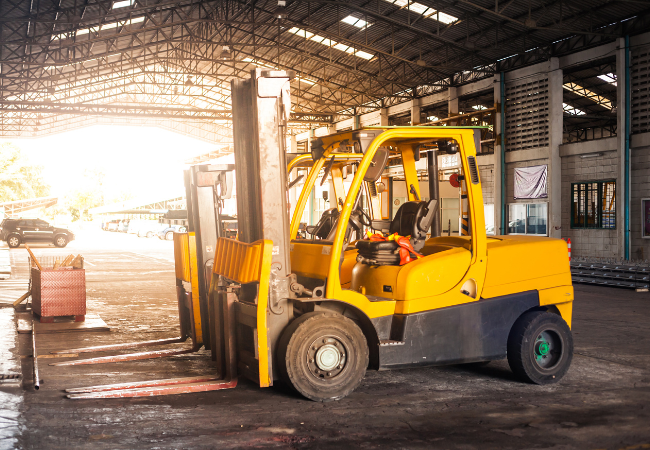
484, 204, 495, 235
441, 198, 460, 234
508, 203, 548, 235
571, 181, 616, 229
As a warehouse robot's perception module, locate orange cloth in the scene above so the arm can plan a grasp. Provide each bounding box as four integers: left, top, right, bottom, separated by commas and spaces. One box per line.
365, 231, 423, 265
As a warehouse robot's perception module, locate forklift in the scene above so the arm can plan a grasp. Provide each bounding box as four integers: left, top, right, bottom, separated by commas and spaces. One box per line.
62, 69, 574, 402
211, 69, 574, 401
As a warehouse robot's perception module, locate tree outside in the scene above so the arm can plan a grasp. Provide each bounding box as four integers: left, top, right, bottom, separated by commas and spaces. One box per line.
0, 142, 50, 203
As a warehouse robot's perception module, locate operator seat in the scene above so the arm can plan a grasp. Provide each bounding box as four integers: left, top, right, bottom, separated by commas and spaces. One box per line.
355, 199, 437, 266
304, 208, 366, 242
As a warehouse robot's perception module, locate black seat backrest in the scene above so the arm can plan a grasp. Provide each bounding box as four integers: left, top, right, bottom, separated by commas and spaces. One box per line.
389, 199, 437, 251
389, 202, 422, 237
306, 208, 339, 240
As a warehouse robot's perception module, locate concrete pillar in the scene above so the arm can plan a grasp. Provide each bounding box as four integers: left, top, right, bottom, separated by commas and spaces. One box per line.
493, 74, 504, 235
410, 99, 421, 125
616, 37, 627, 259
379, 108, 389, 126
290, 134, 297, 153
547, 57, 563, 239
448, 86, 459, 116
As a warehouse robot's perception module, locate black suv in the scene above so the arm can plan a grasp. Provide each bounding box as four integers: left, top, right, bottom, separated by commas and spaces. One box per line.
0, 218, 75, 248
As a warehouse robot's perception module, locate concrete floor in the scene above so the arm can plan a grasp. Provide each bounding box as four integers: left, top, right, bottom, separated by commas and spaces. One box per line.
1, 230, 650, 449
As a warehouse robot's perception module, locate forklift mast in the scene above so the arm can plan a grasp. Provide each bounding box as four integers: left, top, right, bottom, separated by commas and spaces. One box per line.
228, 68, 296, 383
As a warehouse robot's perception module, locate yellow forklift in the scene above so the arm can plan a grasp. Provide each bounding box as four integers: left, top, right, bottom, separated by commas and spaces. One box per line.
210, 70, 574, 401
62, 69, 573, 402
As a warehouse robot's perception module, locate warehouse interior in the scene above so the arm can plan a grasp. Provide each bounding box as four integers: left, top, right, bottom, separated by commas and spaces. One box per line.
1, 1, 650, 449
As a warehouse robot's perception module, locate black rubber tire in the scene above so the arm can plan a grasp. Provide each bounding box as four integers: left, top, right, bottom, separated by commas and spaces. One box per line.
165, 231, 174, 241
507, 311, 573, 385
54, 235, 68, 248
6, 235, 21, 248
277, 311, 368, 402
146, 231, 153, 238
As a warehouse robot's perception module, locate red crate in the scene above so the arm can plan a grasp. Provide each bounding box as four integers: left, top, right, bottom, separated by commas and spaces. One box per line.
31, 268, 86, 319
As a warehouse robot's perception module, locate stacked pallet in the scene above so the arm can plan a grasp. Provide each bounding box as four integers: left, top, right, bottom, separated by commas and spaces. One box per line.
571, 259, 650, 291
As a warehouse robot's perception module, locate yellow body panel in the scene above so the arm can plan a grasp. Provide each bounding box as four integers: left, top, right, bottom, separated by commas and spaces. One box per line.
554, 302, 573, 329
290, 241, 358, 288
188, 233, 203, 345
481, 236, 572, 298
213, 237, 273, 387
173, 232, 191, 282
396, 248, 471, 300
350, 247, 470, 301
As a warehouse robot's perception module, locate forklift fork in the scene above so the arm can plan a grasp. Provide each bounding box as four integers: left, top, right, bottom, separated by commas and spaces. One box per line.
51, 283, 200, 367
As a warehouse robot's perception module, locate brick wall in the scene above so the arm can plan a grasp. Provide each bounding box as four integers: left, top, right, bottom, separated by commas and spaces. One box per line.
560, 150, 619, 258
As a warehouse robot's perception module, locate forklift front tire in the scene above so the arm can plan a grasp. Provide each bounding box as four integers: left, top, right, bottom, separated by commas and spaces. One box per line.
507, 311, 573, 385
278, 311, 368, 402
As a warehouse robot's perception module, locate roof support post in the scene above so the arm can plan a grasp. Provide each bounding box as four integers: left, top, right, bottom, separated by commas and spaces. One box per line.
547, 57, 563, 239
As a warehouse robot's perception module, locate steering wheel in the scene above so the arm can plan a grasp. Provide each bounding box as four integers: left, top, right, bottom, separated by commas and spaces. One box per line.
356, 208, 372, 227
348, 208, 373, 235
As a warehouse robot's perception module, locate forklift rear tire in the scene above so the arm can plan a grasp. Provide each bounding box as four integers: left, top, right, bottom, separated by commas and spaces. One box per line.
278, 311, 368, 402
507, 311, 573, 385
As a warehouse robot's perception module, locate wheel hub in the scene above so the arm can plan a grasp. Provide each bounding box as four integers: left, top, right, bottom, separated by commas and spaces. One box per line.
533, 330, 562, 369
307, 337, 347, 379
535, 340, 550, 357
315, 344, 340, 371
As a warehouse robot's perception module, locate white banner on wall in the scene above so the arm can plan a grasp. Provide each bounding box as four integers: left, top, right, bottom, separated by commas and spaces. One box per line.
514, 165, 548, 199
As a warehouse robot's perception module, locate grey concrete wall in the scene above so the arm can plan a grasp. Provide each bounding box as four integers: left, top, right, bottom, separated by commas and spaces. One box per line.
631, 145, 650, 260
560, 150, 619, 258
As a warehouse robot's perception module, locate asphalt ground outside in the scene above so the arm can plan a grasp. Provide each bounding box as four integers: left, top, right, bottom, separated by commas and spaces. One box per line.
0, 229, 649, 449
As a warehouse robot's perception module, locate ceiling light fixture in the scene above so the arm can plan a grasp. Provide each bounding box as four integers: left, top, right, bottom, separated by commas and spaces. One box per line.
220, 46, 231, 60
274, 0, 288, 19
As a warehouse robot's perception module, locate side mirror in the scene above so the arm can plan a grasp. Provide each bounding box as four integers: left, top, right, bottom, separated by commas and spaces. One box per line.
363, 147, 389, 183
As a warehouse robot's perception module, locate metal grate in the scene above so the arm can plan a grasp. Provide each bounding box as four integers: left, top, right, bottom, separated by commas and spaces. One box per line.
631, 46, 650, 134
467, 156, 479, 184
505, 77, 549, 151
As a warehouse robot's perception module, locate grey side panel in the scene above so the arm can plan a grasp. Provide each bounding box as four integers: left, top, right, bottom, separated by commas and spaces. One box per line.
379, 291, 539, 369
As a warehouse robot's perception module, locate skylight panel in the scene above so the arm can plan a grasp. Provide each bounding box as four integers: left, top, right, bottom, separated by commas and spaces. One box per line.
286, 27, 374, 60
384, 0, 458, 24
112, 0, 134, 9
597, 73, 617, 86
51, 16, 145, 40
563, 103, 585, 115
341, 15, 371, 29
563, 82, 613, 110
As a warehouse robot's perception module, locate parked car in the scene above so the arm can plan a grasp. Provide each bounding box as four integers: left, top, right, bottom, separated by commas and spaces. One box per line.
137, 221, 164, 238
118, 220, 130, 233
103, 220, 120, 231
127, 220, 142, 234
157, 224, 187, 241
0, 218, 75, 248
